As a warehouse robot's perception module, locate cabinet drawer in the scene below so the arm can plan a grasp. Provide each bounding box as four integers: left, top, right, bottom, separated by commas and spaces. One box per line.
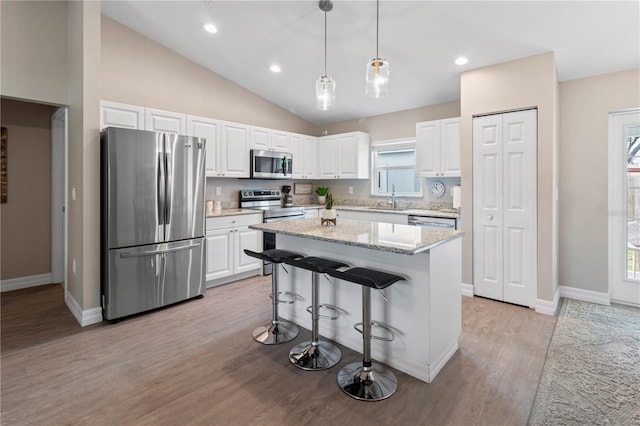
206, 213, 262, 231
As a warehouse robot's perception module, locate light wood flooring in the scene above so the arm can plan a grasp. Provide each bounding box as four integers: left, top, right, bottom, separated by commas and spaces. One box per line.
1, 277, 556, 425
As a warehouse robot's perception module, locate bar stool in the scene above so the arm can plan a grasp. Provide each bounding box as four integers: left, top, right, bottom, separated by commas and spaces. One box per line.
244, 249, 304, 345
281, 256, 349, 371
326, 267, 404, 401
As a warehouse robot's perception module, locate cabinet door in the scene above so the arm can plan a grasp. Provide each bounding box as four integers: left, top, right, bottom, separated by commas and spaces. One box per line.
249, 126, 271, 150
234, 226, 262, 274
145, 108, 186, 134
100, 101, 145, 130
290, 133, 306, 179
319, 136, 338, 178
221, 122, 250, 177
304, 136, 318, 178
440, 118, 461, 177
206, 229, 233, 281
416, 120, 441, 177
271, 130, 291, 152
187, 115, 220, 177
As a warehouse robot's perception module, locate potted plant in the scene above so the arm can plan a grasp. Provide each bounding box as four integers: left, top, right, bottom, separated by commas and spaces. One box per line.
322, 191, 337, 220
315, 186, 329, 205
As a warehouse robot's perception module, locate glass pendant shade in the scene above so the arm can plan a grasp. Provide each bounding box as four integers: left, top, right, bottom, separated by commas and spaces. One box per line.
366, 57, 389, 98
316, 74, 336, 110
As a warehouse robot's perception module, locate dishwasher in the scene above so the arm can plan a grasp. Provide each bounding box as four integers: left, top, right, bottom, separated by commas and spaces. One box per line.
408, 215, 457, 230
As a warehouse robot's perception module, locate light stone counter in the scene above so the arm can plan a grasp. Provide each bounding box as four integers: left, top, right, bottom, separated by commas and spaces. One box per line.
206, 208, 262, 218
250, 218, 462, 255
250, 217, 462, 384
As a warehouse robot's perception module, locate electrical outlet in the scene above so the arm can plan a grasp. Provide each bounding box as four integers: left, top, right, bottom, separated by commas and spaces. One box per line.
348, 186, 353, 194
72, 259, 77, 274
216, 186, 222, 196
71, 187, 76, 201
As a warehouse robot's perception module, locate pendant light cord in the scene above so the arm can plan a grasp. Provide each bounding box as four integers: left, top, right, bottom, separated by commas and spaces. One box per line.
324, 8, 328, 76
376, 0, 379, 58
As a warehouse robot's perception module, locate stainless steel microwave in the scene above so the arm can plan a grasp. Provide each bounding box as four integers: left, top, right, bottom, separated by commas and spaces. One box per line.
250, 150, 292, 179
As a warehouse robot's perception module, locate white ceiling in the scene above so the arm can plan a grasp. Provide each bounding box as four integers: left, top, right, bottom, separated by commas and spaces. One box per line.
101, 1, 640, 126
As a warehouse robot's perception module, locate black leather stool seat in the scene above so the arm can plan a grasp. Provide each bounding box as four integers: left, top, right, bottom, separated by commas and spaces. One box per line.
326, 267, 403, 290
282, 256, 348, 272
244, 249, 303, 264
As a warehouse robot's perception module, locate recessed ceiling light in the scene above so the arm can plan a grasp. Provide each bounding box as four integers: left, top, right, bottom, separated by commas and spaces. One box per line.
204, 23, 218, 34
455, 57, 468, 66
270, 64, 281, 73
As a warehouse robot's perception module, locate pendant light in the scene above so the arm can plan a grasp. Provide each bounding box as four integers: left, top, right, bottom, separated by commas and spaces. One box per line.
365, 0, 389, 98
316, 0, 335, 110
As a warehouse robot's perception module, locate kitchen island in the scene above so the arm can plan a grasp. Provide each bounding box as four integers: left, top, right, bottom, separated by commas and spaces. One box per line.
249, 218, 463, 383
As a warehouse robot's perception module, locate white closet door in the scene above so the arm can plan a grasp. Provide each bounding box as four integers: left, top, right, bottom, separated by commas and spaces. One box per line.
502, 110, 537, 306
473, 110, 537, 307
473, 114, 504, 300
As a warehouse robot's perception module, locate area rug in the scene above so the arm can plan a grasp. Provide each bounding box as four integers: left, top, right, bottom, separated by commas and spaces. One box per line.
528, 299, 640, 425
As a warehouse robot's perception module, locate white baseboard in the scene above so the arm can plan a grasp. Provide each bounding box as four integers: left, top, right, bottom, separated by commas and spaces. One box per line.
0, 273, 53, 292
65, 290, 103, 327
461, 282, 474, 297
558, 285, 611, 306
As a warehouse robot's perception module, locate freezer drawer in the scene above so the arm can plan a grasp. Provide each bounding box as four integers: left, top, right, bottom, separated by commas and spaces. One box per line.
102, 238, 205, 320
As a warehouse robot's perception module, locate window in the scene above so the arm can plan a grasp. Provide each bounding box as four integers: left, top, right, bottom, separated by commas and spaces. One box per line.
371, 138, 422, 197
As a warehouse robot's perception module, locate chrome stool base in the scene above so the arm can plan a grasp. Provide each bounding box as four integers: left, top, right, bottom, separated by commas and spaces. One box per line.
289, 340, 341, 370
252, 320, 298, 345
337, 362, 398, 401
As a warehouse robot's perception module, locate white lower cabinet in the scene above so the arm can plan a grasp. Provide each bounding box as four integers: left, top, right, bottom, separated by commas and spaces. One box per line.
206, 214, 263, 287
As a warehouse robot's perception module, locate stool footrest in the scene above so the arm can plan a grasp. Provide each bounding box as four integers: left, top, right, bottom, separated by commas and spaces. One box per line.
307, 304, 340, 320
354, 321, 395, 342
269, 291, 303, 304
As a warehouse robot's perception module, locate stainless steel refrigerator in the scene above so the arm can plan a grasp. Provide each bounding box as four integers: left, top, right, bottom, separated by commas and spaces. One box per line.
100, 127, 206, 320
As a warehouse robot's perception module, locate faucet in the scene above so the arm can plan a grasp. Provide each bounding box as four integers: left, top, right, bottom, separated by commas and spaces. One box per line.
387, 184, 396, 209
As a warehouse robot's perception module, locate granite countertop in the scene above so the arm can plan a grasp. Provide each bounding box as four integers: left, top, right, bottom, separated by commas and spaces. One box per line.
206, 208, 263, 218
250, 218, 463, 255
292, 204, 460, 218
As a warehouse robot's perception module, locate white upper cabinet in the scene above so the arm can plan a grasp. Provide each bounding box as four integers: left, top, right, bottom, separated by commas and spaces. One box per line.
290, 133, 317, 179
144, 108, 186, 134
100, 101, 145, 130
416, 117, 461, 177
249, 126, 291, 152
187, 115, 221, 177
221, 121, 250, 178
319, 132, 370, 179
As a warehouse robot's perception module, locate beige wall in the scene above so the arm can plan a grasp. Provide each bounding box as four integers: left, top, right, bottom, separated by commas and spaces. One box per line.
460, 52, 559, 303
0, 98, 57, 279
101, 16, 316, 136
66, 0, 102, 311
320, 101, 461, 141
0, 1, 68, 105
559, 69, 640, 293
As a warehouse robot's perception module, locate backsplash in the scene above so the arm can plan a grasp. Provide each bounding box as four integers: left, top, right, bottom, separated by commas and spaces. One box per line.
206, 176, 461, 210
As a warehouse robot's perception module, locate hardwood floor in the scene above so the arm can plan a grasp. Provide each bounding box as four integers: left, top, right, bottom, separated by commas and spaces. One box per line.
1, 278, 556, 425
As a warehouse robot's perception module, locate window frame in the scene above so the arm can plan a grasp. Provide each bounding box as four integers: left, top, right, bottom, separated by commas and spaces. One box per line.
370, 137, 423, 198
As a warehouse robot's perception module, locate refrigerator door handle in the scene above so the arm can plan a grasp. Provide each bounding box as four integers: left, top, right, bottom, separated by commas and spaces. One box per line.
165, 151, 172, 225
157, 151, 165, 227
119, 242, 201, 258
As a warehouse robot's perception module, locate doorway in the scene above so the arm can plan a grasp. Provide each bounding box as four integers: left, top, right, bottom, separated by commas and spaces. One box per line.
51, 107, 67, 290
609, 109, 640, 306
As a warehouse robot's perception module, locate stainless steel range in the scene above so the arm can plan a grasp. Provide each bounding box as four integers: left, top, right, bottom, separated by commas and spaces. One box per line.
240, 189, 305, 274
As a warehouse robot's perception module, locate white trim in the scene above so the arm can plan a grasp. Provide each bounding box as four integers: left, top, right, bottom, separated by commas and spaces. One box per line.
535, 286, 560, 316
1, 273, 53, 292
65, 290, 103, 327
461, 282, 474, 297
558, 285, 611, 306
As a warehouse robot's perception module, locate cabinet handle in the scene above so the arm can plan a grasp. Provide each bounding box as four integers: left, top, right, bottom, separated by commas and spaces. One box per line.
487, 215, 493, 220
